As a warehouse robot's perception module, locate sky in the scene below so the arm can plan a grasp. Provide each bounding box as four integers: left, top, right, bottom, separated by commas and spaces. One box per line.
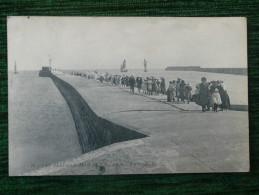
8, 17, 247, 71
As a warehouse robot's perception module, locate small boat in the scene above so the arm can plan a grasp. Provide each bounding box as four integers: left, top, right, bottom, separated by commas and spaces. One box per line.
120, 59, 128, 72
144, 59, 148, 72
14, 61, 18, 74
39, 66, 51, 77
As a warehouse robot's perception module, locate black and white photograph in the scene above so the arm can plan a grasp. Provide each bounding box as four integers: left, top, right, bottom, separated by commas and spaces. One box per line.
8, 17, 249, 176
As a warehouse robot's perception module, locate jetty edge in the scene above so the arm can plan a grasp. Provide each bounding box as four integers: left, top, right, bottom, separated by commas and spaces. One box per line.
51, 72, 147, 154
24, 71, 249, 175
165, 66, 247, 76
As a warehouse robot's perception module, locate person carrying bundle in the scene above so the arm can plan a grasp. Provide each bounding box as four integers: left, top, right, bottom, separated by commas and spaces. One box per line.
136, 75, 143, 93
167, 80, 176, 102
196, 77, 210, 112
129, 73, 136, 93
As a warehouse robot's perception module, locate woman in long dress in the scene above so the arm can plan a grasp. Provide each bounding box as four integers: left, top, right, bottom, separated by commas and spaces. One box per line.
160, 78, 166, 95
178, 80, 186, 103
167, 80, 177, 102
218, 80, 231, 110
147, 78, 153, 95
136, 76, 143, 92
196, 77, 210, 112
142, 79, 148, 94
176, 78, 181, 101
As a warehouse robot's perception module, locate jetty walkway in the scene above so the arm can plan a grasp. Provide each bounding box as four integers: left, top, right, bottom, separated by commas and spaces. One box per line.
25, 72, 249, 175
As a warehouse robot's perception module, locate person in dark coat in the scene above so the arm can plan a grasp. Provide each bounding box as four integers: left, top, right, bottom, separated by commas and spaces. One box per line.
99, 74, 104, 83
178, 80, 186, 103
176, 78, 181, 102
147, 78, 153, 95
121, 76, 125, 87
218, 80, 231, 110
136, 76, 143, 92
156, 79, 161, 94
129, 74, 136, 93
152, 78, 157, 95
196, 77, 210, 112
160, 78, 166, 95
142, 78, 148, 94
112, 76, 116, 86
167, 81, 175, 102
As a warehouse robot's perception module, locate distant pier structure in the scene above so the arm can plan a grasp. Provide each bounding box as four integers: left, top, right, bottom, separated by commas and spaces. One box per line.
165, 66, 247, 76
39, 67, 51, 77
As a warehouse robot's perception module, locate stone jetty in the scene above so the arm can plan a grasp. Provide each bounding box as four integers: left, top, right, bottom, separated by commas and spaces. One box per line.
24, 71, 249, 175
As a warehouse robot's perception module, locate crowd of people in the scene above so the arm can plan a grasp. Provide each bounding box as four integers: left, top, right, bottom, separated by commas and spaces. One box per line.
97, 73, 167, 95
194, 77, 231, 112
63, 71, 231, 112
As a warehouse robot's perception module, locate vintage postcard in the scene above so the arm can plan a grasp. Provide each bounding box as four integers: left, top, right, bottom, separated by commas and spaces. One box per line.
8, 17, 249, 176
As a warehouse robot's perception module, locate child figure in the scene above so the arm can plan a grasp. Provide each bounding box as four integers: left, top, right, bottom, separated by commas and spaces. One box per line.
178, 80, 186, 103
211, 88, 222, 112
184, 83, 192, 104
167, 81, 176, 102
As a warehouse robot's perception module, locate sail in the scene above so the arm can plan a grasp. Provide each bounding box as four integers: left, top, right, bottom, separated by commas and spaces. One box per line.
123, 59, 126, 69
14, 61, 18, 74
144, 59, 147, 72
120, 59, 127, 72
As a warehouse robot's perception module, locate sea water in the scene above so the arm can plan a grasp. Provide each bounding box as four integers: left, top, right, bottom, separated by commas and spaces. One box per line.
8, 71, 82, 175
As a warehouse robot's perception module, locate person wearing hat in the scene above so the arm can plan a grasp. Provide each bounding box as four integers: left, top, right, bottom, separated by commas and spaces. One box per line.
167, 80, 176, 102
152, 78, 158, 95
121, 75, 125, 87
112, 75, 116, 86
176, 78, 182, 102
178, 80, 186, 103
142, 77, 148, 94
196, 77, 210, 112
136, 75, 143, 93
160, 77, 166, 95
147, 77, 153, 95
99, 73, 104, 83
167, 81, 173, 102
117, 75, 121, 86
129, 73, 136, 93
218, 79, 231, 110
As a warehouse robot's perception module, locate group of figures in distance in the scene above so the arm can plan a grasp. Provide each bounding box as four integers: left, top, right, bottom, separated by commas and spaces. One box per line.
120, 59, 148, 72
